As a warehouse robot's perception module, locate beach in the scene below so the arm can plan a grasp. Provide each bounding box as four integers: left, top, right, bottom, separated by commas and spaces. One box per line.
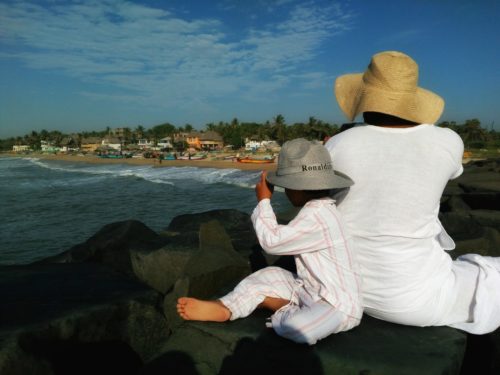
14, 152, 278, 171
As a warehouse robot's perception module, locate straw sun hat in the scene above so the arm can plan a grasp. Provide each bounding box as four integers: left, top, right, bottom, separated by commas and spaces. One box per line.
335, 51, 444, 124
266, 138, 353, 191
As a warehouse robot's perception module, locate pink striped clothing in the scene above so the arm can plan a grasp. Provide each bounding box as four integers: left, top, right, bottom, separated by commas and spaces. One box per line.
253, 197, 363, 319
219, 197, 363, 344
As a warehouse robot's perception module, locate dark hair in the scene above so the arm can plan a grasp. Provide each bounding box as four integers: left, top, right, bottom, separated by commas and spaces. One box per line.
363, 112, 419, 126
304, 188, 347, 201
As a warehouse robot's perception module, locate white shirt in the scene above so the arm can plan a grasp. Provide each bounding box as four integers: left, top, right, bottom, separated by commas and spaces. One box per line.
251, 197, 363, 319
325, 124, 464, 314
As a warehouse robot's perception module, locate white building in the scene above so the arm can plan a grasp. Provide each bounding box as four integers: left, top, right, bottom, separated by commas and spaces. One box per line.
137, 139, 154, 149
245, 140, 262, 151
157, 137, 173, 150
102, 136, 122, 151
41, 140, 60, 153
12, 145, 31, 152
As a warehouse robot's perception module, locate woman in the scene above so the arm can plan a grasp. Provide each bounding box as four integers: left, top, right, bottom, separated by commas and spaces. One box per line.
325, 50, 500, 334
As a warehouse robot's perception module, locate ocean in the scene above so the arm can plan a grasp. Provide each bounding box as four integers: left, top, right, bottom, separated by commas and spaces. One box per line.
0, 156, 289, 265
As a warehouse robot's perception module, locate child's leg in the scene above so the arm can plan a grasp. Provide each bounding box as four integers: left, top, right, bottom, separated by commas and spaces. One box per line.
271, 299, 359, 345
176, 296, 290, 322
177, 298, 231, 322
219, 266, 297, 320
177, 267, 297, 322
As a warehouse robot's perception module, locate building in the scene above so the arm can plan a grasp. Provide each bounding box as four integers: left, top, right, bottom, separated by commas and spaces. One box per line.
111, 128, 127, 138
102, 136, 122, 151
185, 132, 202, 150
199, 131, 224, 151
60, 137, 79, 153
157, 137, 173, 150
137, 139, 154, 149
80, 137, 102, 153
12, 145, 31, 152
40, 140, 60, 153
244, 138, 280, 152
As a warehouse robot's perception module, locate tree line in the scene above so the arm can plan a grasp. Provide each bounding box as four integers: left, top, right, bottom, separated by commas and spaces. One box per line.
0, 115, 498, 152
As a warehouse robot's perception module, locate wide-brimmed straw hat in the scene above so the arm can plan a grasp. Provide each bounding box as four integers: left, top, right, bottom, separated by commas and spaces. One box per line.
335, 51, 444, 124
266, 138, 353, 190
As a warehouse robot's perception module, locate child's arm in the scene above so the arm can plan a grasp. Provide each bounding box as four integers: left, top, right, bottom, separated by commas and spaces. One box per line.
252, 198, 331, 256
255, 171, 273, 201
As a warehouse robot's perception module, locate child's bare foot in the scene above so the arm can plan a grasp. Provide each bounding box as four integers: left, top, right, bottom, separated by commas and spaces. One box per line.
177, 297, 231, 322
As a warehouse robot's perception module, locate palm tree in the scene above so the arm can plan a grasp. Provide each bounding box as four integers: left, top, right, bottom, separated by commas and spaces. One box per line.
273, 114, 286, 145
135, 125, 145, 139
462, 119, 487, 149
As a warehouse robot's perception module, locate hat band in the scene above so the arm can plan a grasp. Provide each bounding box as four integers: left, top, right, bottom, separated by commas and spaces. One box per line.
277, 162, 333, 176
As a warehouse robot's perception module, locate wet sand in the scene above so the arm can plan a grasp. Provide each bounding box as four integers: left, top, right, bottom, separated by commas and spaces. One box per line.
6, 153, 278, 171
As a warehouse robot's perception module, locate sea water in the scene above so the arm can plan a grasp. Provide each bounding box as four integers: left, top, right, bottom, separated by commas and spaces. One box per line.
0, 156, 289, 265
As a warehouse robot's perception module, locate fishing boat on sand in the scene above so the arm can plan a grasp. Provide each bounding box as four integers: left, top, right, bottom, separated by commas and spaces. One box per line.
177, 153, 207, 160
236, 155, 275, 164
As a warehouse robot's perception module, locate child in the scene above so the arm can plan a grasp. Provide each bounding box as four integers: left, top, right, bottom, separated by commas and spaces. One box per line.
177, 138, 363, 345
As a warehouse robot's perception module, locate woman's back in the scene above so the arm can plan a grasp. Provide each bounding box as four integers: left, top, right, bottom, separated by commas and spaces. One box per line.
325, 124, 464, 319
326, 124, 463, 239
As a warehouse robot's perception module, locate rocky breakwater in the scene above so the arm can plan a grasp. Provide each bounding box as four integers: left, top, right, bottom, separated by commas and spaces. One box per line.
1, 159, 499, 375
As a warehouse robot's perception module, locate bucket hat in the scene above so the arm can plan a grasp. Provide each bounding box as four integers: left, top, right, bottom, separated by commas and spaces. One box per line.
266, 138, 353, 190
335, 51, 444, 124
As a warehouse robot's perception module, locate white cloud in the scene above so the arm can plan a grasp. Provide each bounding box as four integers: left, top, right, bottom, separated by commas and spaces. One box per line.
0, 0, 352, 108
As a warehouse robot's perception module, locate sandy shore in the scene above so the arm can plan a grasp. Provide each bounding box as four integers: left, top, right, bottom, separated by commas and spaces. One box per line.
4, 152, 278, 171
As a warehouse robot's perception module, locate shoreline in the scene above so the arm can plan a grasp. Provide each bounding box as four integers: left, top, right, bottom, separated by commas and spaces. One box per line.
2, 152, 278, 171
2, 152, 485, 170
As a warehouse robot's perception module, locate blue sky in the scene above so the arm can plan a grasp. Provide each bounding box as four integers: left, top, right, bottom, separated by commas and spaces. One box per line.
0, 0, 499, 138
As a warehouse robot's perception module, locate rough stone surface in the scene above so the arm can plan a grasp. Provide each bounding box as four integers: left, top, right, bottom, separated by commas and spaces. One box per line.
0, 263, 169, 375
145, 312, 466, 375
166, 209, 258, 255
131, 245, 194, 294
35, 220, 169, 278
181, 220, 251, 299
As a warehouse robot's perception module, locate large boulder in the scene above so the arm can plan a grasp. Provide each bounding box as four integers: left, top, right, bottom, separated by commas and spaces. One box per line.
162, 221, 252, 330
143, 312, 466, 375
35, 220, 168, 278
165, 209, 259, 257
440, 159, 500, 259
0, 263, 169, 375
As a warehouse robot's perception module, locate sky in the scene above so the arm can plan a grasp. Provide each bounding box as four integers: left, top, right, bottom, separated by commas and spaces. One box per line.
0, 0, 499, 138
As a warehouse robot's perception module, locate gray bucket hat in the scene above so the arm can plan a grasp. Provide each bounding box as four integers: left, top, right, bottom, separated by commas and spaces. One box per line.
266, 138, 354, 190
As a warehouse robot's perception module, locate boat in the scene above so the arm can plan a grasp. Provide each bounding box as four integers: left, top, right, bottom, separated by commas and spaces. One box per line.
177, 153, 207, 160
98, 153, 132, 159
236, 156, 275, 164
161, 153, 177, 160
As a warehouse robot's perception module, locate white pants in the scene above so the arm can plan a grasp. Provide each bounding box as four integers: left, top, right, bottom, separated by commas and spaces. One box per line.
364, 254, 500, 334
219, 266, 360, 345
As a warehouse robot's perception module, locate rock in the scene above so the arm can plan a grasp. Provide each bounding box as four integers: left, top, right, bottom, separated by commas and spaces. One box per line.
440, 210, 500, 259
440, 195, 471, 212
131, 245, 194, 295
440, 212, 485, 241
35, 220, 168, 278
469, 209, 500, 228
452, 228, 500, 258
176, 220, 251, 300
131, 218, 253, 296
0, 263, 169, 375
165, 209, 258, 257
460, 192, 500, 211
144, 312, 466, 375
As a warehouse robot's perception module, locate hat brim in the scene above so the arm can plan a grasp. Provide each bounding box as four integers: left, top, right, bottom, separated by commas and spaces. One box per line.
266, 169, 354, 191
335, 73, 444, 124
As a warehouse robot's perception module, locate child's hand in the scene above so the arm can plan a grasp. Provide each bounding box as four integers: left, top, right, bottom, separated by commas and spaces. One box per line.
256, 171, 274, 201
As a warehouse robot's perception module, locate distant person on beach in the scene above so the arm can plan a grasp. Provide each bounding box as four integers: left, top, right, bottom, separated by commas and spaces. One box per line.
325, 50, 500, 334
177, 138, 363, 345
